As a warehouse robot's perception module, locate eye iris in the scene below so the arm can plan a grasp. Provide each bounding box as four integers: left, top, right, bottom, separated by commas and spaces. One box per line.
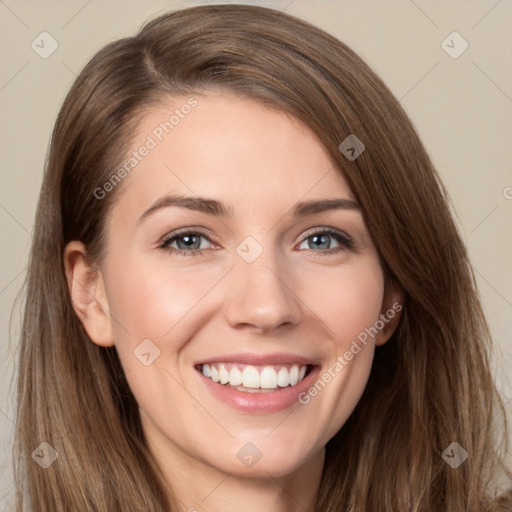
177, 234, 201, 250
309, 234, 331, 250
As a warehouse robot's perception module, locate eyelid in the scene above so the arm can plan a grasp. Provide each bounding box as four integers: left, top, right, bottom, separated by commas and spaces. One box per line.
299, 226, 350, 239
298, 226, 353, 247
158, 228, 219, 259
160, 227, 217, 245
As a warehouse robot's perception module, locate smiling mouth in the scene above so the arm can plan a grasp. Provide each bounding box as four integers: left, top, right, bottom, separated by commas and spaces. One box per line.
196, 363, 314, 393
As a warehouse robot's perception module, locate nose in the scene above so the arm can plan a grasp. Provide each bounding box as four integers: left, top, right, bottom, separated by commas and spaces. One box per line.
223, 248, 303, 333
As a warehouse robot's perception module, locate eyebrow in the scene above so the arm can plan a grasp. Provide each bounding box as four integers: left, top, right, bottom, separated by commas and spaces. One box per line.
138, 194, 359, 223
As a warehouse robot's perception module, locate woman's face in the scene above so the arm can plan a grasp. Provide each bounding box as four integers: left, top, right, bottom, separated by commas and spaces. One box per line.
76, 93, 401, 479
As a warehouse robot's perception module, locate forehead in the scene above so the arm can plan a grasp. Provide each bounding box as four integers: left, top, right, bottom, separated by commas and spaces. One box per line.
111, 93, 354, 220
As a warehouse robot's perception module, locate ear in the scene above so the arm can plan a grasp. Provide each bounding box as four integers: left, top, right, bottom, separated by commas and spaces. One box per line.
375, 278, 405, 347
63, 241, 114, 347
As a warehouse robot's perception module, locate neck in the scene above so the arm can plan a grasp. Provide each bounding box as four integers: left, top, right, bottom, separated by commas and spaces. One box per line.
147, 432, 325, 512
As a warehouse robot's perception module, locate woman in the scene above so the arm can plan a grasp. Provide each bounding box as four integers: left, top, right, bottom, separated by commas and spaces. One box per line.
14, 4, 511, 511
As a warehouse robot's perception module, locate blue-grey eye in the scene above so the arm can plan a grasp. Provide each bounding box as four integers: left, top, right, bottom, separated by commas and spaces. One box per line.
297, 230, 352, 251
175, 234, 202, 250
161, 232, 213, 252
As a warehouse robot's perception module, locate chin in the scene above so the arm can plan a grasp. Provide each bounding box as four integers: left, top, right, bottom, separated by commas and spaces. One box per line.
203, 440, 319, 479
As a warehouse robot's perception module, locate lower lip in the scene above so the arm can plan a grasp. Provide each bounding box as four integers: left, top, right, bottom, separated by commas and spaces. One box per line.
197, 366, 320, 413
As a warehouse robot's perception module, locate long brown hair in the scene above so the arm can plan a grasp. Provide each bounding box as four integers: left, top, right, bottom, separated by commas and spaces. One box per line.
14, 4, 511, 511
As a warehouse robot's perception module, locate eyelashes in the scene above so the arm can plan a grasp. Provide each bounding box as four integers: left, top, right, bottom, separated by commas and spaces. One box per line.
159, 230, 212, 257
159, 227, 354, 258
298, 227, 353, 252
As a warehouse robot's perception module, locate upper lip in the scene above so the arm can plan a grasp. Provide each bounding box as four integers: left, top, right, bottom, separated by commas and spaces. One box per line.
195, 352, 317, 367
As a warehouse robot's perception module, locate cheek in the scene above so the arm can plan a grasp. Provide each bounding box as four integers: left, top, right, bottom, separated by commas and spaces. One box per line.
104, 255, 224, 357
296, 258, 384, 436
301, 256, 385, 346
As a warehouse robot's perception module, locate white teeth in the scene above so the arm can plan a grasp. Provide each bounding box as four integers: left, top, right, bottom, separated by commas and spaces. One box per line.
200, 363, 309, 390
229, 367, 243, 386
210, 366, 219, 383
277, 367, 290, 387
218, 364, 229, 384
260, 367, 277, 389
242, 366, 260, 388
289, 365, 299, 386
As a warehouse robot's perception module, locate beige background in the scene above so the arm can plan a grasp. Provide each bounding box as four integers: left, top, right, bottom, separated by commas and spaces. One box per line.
1, 0, 511, 506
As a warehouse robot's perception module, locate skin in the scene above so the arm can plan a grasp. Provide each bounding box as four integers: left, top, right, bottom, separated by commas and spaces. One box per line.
65, 93, 403, 512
